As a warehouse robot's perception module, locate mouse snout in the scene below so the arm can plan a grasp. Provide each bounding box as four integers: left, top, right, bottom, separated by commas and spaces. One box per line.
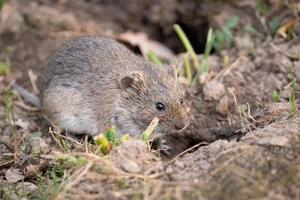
174, 120, 187, 131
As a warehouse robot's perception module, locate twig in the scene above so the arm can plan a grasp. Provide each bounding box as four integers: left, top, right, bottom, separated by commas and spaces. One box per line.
168, 142, 208, 164
56, 161, 94, 200
0, 139, 13, 152
214, 56, 244, 81
28, 69, 39, 94
14, 100, 40, 112
228, 88, 245, 131
0, 160, 14, 170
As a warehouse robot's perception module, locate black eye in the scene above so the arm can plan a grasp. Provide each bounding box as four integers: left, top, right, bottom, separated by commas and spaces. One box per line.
156, 102, 165, 111
180, 98, 184, 104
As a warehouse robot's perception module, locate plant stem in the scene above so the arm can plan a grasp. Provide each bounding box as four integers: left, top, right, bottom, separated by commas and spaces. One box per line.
173, 24, 200, 70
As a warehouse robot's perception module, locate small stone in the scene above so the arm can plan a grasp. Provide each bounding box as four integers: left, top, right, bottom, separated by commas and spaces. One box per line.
173, 160, 185, 169
235, 34, 253, 50
257, 136, 289, 147
121, 160, 141, 173
29, 136, 50, 155
203, 80, 225, 101
165, 166, 173, 174
216, 95, 230, 115
16, 182, 38, 196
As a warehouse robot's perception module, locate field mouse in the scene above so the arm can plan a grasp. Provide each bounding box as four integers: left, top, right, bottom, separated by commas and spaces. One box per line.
41, 37, 190, 143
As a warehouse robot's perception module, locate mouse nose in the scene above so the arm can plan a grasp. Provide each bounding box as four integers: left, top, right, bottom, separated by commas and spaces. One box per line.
174, 121, 186, 131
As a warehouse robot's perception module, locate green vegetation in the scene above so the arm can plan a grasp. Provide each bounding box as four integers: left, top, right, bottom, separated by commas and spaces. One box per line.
5, 92, 17, 136
255, 0, 269, 15
193, 28, 214, 83
174, 24, 200, 84
141, 117, 159, 142
147, 51, 163, 65
33, 161, 69, 200
174, 24, 214, 84
213, 16, 239, 52
0, 62, 10, 76
268, 17, 281, 35
272, 90, 281, 102
244, 25, 264, 39
94, 126, 129, 155
64, 156, 87, 168
289, 75, 297, 114
0, 0, 5, 10
173, 24, 200, 69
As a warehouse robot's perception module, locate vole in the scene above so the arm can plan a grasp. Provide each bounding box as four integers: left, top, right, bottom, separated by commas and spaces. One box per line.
41, 37, 190, 141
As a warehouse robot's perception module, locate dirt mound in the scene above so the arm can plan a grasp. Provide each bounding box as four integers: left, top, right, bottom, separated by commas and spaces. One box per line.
0, 0, 299, 199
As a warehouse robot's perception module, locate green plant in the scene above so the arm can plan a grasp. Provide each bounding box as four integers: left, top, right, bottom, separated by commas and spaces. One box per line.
272, 90, 281, 102
289, 75, 297, 114
147, 51, 163, 66
0, 62, 10, 76
183, 54, 192, 83
5, 91, 17, 135
213, 16, 239, 52
141, 117, 159, 142
268, 17, 281, 35
173, 24, 200, 69
244, 25, 265, 39
255, 0, 269, 15
174, 24, 214, 84
94, 126, 129, 155
0, 0, 5, 10
193, 28, 214, 83
32, 163, 68, 200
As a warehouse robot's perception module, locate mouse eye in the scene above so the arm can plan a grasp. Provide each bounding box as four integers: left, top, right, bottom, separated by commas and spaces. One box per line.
180, 98, 184, 104
156, 102, 165, 111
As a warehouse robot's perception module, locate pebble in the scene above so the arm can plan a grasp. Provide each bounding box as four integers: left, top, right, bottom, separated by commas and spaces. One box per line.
203, 80, 225, 101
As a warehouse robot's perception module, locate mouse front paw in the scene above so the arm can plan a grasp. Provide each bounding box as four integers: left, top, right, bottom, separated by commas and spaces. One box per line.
151, 137, 173, 157
160, 138, 173, 156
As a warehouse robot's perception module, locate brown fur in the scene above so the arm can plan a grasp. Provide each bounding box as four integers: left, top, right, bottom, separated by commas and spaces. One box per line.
42, 37, 190, 137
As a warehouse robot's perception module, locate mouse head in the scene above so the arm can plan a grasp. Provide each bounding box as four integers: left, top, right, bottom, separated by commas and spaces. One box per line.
115, 65, 190, 137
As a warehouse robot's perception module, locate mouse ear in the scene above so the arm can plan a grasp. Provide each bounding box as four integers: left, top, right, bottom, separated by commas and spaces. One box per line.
119, 71, 146, 91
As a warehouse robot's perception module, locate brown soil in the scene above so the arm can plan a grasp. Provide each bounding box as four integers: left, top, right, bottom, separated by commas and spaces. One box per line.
0, 0, 299, 199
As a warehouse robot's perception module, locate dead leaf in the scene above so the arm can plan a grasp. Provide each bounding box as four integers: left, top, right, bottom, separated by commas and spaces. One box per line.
5, 167, 25, 183
11, 133, 23, 160
117, 32, 174, 60
277, 19, 297, 38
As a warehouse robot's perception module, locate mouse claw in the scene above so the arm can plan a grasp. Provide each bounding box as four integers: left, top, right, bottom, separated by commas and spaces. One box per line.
159, 138, 172, 156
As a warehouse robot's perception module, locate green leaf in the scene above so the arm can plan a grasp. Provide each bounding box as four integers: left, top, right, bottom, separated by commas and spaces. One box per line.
271, 90, 280, 102
65, 156, 87, 167
268, 17, 281, 35
244, 25, 265, 38
289, 75, 298, 114
0, 62, 10, 76
141, 117, 159, 142
225, 16, 240, 29
213, 30, 226, 51
147, 51, 163, 65
0, 0, 5, 10
256, 0, 269, 15
105, 126, 116, 143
